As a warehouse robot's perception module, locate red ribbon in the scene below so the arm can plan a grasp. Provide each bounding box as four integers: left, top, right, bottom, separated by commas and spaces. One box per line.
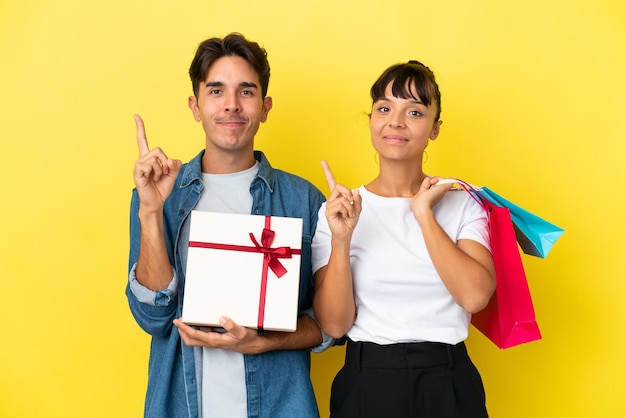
188, 216, 301, 330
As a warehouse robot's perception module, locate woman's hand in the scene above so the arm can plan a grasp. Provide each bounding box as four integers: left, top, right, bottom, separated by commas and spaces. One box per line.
321, 160, 362, 242
410, 176, 453, 223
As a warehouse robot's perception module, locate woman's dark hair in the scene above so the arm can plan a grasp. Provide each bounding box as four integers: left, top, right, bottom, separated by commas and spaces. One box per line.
188, 33, 271, 99
370, 60, 441, 121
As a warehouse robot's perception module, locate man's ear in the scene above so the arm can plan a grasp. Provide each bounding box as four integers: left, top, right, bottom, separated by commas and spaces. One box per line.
260, 96, 273, 123
188, 96, 201, 122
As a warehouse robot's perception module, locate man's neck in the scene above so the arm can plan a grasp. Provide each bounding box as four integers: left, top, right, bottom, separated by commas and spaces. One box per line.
201, 148, 257, 174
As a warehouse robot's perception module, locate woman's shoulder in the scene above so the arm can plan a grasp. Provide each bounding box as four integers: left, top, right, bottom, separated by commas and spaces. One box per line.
439, 189, 484, 214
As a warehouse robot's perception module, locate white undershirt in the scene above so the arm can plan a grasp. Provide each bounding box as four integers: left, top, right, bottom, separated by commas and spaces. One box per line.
312, 185, 490, 345
194, 163, 258, 418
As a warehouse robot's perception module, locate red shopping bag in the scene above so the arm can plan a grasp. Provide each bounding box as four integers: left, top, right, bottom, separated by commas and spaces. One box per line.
443, 179, 542, 349
471, 199, 542, 349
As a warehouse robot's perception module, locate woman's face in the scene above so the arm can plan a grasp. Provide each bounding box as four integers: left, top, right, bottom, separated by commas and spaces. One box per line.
369, 81, 442, 163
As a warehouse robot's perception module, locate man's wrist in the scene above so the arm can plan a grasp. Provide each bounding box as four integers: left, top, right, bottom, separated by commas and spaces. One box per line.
138, 206, 164, 222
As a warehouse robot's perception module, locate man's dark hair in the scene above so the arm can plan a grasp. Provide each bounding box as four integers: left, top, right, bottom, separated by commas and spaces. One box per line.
189, 33, 271, 99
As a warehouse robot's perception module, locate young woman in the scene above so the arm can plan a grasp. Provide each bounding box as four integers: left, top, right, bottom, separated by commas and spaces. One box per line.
312, 61, 496, 418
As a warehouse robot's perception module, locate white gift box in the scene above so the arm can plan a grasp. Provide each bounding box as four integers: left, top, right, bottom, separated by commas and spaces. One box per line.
182, 211, 303, 332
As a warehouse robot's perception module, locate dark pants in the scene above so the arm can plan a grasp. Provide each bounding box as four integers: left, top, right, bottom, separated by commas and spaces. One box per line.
330, 340, 489, 418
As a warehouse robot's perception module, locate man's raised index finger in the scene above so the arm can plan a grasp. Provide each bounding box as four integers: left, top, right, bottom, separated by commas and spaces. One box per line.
134, 114, 150, 156
321, 160, 337, 191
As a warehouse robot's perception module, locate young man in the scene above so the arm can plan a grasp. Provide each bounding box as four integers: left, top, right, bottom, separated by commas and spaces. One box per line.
127, 33, 328, 418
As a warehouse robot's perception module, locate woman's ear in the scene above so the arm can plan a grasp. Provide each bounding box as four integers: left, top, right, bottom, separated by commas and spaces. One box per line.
429, 119, 443, 140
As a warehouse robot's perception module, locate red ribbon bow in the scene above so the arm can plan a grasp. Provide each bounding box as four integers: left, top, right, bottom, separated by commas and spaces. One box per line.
248, 227, 296, 278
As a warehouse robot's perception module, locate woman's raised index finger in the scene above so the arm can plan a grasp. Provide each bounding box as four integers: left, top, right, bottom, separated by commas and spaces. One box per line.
321, 160, 337, 191
134, 114, 150, 156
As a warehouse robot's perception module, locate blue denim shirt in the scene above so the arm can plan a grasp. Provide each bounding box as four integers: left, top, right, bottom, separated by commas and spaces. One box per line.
127, 150, 327, 418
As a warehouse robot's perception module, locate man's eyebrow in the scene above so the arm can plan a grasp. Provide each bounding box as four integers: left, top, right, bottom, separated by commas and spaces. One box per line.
204, 81, 258, 89
240, 81, 258, 89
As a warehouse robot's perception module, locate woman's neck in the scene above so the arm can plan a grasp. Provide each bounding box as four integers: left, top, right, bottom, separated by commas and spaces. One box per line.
366, 162, 425, 197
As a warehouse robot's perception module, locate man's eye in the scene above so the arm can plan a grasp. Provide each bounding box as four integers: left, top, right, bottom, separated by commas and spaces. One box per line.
378, 106, 389, 113
409, 110, 422, 117
209, 89, 221, 95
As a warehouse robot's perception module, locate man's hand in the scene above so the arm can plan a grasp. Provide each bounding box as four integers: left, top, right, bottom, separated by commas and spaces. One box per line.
174, 317, 271, 354
132, 114, 182, 214
321, 160, 362, 242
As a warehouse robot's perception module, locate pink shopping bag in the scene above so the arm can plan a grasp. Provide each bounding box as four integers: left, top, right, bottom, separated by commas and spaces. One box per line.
471, 198, 542, 348
445, 179, 542, 349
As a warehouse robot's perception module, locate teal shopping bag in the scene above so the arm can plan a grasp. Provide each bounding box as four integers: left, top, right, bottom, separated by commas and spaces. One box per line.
474, 187, 564, 258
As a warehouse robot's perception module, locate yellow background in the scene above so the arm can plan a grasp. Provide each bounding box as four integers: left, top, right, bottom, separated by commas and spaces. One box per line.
1, 0, 625, 417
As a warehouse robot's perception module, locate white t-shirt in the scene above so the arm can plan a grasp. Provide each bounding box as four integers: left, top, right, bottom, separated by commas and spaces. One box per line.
311, 185, 490, 345
193, 163, 259, 418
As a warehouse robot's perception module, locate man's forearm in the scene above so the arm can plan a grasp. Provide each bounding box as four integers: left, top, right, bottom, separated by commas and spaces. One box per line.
135, 209, 174, 291
254, 315, 323, 352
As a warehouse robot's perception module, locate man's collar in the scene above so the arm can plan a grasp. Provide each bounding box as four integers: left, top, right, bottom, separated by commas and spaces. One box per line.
179, 150, 275, 193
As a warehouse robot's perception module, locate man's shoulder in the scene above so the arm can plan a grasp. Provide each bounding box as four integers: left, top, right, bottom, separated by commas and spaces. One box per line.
272, 168, 316, 185
271, 168, 324, 197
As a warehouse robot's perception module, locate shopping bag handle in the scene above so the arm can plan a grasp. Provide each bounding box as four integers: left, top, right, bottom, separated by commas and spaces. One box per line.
435, 178, 487, 211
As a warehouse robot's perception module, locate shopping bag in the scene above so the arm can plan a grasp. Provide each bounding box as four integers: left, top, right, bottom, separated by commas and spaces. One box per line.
440, 179, 542, 349
471, 199, 542, 349
474, 186, 564, 258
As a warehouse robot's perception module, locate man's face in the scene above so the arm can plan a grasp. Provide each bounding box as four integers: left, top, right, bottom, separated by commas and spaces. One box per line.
189, 55, 272, 156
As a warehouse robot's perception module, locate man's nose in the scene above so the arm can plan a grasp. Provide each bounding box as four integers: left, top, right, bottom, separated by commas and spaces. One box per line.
224, 93, 241, 112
